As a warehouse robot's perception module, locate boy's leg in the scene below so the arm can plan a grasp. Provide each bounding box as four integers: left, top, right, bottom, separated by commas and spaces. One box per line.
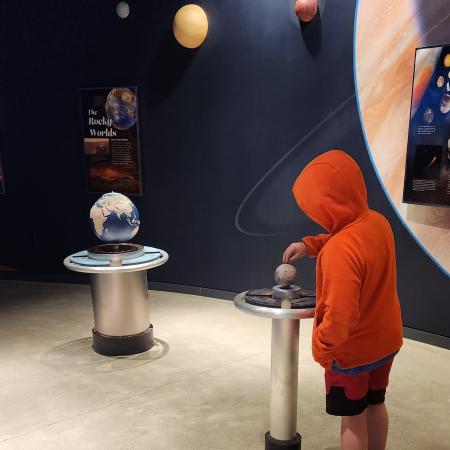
366, 360, 393, 450
366, 403, 388, 450
325, 369, 370, 449
341, 410, 368, 450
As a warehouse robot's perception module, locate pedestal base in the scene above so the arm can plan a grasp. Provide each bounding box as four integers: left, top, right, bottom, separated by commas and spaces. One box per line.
92, 325, 154, 356
265, 432, 301, 450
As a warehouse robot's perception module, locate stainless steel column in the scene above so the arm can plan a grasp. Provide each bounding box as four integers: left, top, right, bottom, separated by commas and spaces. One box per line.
90, 271, 149, 336
269, 317, 300, 441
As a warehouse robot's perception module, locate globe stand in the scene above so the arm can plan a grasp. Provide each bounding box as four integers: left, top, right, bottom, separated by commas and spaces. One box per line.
88, 243, 145, 258
88, 243, 145, 267
64, 246, 168, 356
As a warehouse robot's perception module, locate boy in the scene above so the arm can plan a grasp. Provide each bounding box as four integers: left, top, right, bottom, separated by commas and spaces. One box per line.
283, 150, 403, 450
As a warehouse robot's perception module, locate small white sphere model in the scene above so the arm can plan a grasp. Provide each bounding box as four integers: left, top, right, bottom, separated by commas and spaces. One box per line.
274, 264, 297, 288
116, 1, 130, 19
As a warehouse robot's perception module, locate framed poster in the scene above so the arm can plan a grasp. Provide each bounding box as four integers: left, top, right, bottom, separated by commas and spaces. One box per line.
403, 44, 450, 207
0, 147, 5, 194
80, 87, 142, 195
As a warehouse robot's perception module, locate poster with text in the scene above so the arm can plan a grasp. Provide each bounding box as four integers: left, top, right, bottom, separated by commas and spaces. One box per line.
0, 149, 5, 194
80, 87, 142, 195
404, 45, 450, 207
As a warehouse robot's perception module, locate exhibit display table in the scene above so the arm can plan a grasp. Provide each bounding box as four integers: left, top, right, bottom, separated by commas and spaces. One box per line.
234, 284, 315, 450
64, 244, 168, 356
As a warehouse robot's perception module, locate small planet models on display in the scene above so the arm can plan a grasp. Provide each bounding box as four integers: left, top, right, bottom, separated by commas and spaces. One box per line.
404, 45, 450, 208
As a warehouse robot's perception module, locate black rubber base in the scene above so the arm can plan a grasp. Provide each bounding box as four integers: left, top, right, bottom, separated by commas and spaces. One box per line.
92, 325, 154, 356
265, 432, 301, 450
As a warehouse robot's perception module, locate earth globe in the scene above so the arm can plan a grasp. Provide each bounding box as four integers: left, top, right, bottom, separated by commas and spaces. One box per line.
105, 88, 137, 131
90, 192, 140, 243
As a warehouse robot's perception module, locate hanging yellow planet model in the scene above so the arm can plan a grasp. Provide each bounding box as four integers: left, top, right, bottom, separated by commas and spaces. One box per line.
173, 4, 208, 49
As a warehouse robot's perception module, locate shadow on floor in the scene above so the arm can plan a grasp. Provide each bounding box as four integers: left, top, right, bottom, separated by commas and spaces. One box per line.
40, 337, 169, 373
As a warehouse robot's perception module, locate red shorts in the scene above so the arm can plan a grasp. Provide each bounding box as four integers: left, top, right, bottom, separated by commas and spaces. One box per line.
325, 360, 393, 416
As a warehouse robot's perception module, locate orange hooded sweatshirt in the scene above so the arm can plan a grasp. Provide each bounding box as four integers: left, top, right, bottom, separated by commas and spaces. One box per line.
292, 150, 403, 370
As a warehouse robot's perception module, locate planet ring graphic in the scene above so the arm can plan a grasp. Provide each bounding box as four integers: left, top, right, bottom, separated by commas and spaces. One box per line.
234, 94, 356, 237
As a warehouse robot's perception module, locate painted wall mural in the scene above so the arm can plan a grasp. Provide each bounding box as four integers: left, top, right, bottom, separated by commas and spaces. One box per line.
355, 0, 450, 275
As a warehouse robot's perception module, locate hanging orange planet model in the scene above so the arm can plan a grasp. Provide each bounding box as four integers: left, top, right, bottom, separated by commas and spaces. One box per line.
173, 4, 208, 49
295, 0, 318, 23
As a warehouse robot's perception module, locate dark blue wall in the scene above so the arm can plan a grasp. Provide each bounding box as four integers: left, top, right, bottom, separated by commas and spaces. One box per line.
0, 0, 448, 337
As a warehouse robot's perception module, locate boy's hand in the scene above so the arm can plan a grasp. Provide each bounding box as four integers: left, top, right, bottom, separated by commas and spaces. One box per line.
282, 242, 307, 263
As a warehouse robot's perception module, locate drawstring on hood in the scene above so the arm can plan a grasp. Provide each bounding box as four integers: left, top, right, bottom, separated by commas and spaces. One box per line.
292, 150, 369, 233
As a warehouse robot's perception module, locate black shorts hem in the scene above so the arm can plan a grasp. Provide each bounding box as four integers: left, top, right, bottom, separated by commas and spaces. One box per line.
326, 386, 368, 416
368, 389, 386, 405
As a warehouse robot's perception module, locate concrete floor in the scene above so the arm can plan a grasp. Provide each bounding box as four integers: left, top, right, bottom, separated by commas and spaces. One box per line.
0, 281, 448, 450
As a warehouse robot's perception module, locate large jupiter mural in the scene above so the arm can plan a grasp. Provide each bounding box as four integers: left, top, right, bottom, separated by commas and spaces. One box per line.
355, 0, 450, 274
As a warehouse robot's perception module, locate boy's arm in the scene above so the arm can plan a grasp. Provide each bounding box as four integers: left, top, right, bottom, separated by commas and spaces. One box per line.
312, 243, 363, 369
302, 233, 332, 257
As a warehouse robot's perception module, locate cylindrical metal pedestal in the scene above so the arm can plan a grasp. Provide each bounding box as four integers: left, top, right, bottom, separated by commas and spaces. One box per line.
64, 248, 169, 357
265, 318, 301, 450
234, 291, 314, 450
269, 318, 300, 441
90, 271, 152, 356
90, 271, 150, 336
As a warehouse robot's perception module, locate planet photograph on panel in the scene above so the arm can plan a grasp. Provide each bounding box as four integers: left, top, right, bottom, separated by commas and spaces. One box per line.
355, 0, 450, 274
105, 88, 137, 131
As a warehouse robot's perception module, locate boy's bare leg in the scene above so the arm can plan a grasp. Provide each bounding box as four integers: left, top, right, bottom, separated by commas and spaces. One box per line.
367, 403, 389, 450
341, 410, 368, 450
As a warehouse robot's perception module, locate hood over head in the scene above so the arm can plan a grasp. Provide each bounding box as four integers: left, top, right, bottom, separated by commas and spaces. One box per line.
292, 150, 369, 233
